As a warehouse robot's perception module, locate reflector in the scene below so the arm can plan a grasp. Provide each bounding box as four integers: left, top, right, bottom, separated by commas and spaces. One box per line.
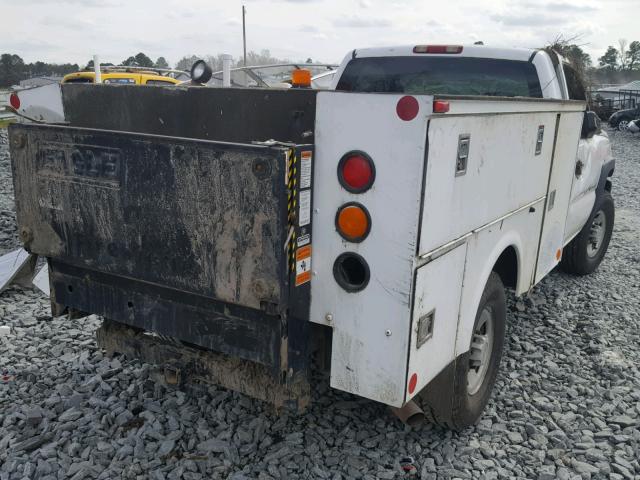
9, 93, 20, 110
396, 95, 419, 121
408, 373, 418, 394
336, 203, 371, 242
338, 151, 375, 193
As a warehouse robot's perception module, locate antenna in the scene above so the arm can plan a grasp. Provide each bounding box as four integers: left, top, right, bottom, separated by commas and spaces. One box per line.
242, 5, 247, 67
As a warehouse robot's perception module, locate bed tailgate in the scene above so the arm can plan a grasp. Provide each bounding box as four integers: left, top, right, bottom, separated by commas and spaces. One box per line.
9, 123, 313, 381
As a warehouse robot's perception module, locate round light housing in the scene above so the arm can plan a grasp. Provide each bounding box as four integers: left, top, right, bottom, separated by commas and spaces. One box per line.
333, 252, 370, 293
335, 202, 371, 242
190, 60, 213, 84
337, 151, 375, 193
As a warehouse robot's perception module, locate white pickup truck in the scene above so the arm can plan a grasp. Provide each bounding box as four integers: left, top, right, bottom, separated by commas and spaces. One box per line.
7, 44, 614, 430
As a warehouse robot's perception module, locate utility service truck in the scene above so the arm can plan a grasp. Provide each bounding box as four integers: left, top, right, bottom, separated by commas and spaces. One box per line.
7, 44, 614, 430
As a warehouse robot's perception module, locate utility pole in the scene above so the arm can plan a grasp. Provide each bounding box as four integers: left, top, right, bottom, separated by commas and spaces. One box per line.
242, 5, 247, 67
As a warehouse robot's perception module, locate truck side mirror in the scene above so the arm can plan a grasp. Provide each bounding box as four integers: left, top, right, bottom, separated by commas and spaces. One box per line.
581, 111, 600, 139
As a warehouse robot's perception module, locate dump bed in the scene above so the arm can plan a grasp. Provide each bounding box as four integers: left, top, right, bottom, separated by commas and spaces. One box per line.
9, 85, 318, 409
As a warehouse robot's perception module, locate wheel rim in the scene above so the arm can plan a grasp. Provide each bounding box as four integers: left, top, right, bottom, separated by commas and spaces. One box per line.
467, 306, 494, 395
618, 120, 629, 131
587, 210, 607, 258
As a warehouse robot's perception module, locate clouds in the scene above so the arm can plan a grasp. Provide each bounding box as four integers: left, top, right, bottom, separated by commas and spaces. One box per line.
333, 16, 392, 28
490, 13, 567, 27
1, 0, 634, 68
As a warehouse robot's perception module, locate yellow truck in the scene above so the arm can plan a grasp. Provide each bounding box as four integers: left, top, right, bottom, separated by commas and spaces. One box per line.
62, 67, 184, 86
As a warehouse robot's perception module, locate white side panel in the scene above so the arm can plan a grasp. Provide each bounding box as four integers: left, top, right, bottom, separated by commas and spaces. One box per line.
406, 243, 466, 401
455, 201, 544, 355
535, 112, 584, 282
564, 133, 611, 243
13, 83, 65, 123
311, 92, 430, 407
420, 112, 557, 255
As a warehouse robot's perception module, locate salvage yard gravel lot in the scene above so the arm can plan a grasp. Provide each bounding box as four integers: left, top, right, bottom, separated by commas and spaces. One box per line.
0, 127, 639, 480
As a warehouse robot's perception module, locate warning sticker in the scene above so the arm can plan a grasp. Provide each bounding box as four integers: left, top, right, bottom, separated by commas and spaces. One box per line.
300, 151, 312, 189
295, 245, 312, 286
297, 233, 310, 247
299, 189, 311, 226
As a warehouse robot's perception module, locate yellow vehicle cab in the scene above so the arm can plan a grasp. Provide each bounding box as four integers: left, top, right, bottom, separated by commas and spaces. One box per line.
62, 68, 182, 86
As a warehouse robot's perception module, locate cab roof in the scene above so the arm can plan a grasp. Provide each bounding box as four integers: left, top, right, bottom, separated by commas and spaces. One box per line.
350, 44, 539, 62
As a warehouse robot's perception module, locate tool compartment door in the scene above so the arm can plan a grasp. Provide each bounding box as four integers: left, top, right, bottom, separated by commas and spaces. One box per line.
535, 112, 584, 282
406, 243, 467, 402
10, 123, 288, 311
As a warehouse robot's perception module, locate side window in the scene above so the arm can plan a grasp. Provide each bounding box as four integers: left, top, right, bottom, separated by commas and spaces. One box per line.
63, 78, 93, 83
562, 64, 586, 101
145, 80, 176, 86
103, 78, 136, 84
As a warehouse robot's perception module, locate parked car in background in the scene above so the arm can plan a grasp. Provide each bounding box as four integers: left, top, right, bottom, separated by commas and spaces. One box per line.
62, 66, 186, 86
609, 105, 640, 130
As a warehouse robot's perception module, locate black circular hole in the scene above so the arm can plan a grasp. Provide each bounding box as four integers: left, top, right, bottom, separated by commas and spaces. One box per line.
333, 252, 370, 292
67, 285, 73, 293
127, 301, 134, 309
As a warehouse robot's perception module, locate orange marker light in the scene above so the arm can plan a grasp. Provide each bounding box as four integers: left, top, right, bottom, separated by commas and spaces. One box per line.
291, 68, 311, 87
556, 249, 562, 261
336, 203, 371, 242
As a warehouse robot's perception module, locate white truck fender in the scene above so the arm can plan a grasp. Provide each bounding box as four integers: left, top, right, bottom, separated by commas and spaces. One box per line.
455, 229, 526, 357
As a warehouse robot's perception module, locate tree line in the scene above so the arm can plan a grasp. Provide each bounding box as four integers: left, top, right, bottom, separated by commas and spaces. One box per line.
4, 42, 638, 90
0, 54, 79, 88
0, 50, 298, 88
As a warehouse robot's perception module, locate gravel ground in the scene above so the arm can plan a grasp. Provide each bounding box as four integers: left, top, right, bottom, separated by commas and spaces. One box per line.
1, 127, 639, 480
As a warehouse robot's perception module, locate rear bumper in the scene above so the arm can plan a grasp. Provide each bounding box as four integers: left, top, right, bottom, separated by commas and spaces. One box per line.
50, 260, 284, 370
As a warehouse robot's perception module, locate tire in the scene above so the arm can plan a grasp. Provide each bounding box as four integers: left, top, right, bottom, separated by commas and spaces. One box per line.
418, 272, 506, 431
561, 191, 614, 275
617, 118, 631, 131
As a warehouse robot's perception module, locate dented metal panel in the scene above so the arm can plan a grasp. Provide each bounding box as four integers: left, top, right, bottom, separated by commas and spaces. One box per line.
10, 123, 288, 310
311, 92, 429, 407
61, 84, 317, 144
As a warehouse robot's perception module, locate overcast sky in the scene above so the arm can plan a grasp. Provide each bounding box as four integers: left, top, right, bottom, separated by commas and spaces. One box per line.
3, 0, 636, 68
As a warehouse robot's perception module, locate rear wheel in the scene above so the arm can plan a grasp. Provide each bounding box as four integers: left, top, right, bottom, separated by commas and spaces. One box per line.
561, 191, 614, 275
618, 119, 630, 131
418, 272, 506, 430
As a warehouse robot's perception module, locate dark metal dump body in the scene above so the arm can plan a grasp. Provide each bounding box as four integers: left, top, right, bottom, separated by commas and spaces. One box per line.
12, 124, 288, 310
10, 117, 313, 410
60, 84, 317, 144
9, 85, 317, 408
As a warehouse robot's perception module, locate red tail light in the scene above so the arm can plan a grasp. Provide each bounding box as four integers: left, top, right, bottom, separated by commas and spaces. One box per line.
9, 93, 20, 110
413, 45, 463, 54
338, 151, 375, 193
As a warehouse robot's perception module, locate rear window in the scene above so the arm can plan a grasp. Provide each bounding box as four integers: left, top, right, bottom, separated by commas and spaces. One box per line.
64, 78, 93, 84
103, 78, 136, 84
145, 80, 176, 86
336, 56, 543, 98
